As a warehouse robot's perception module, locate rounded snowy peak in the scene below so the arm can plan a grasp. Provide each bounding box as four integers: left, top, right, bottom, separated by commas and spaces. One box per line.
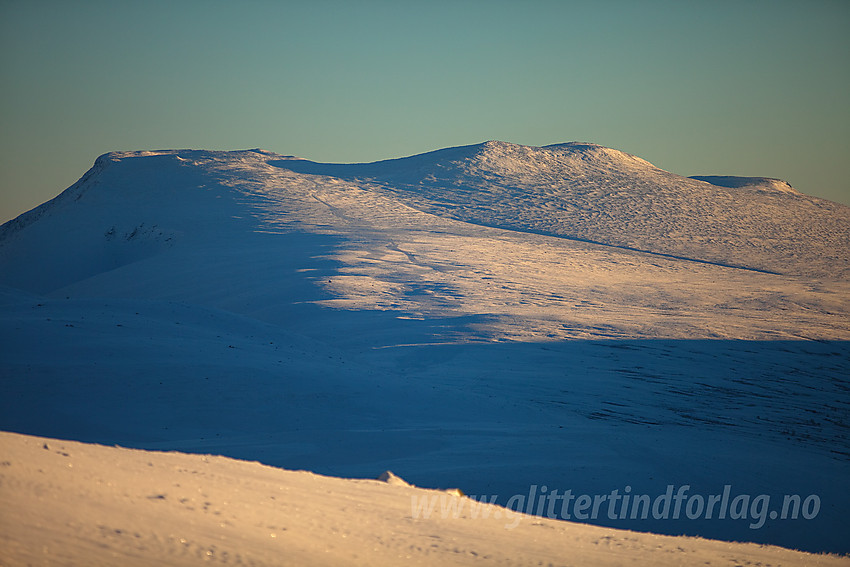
466, 140, 660, 173
272, 141, 664, 182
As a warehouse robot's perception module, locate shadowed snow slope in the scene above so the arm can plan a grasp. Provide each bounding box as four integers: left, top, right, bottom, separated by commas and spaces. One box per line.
1, 142, 849, 557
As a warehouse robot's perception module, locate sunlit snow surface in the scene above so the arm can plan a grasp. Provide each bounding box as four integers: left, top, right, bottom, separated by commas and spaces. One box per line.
1, 142, 848, 552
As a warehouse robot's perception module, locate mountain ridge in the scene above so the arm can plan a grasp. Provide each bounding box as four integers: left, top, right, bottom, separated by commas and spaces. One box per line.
2, 141, 849, 285
273, 141, 849, 278
269, 140, 665, 182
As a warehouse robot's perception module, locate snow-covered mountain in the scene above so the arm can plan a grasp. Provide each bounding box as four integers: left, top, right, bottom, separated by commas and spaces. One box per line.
1, 142, 848, 554
280, 141, 850, 278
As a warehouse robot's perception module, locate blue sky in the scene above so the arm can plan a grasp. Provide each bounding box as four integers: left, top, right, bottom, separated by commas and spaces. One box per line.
1, 0, 849, 222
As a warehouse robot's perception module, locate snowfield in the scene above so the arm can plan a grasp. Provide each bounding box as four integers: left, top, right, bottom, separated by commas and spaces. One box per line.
2, 431, 847, 566
1, 141, 849, 563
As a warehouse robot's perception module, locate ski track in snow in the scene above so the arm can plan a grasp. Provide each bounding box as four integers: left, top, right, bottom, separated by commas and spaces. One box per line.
1, 142, 849, 559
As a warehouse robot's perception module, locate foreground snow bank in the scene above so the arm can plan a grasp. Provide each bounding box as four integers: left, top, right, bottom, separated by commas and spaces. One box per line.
1, 432, 845, 567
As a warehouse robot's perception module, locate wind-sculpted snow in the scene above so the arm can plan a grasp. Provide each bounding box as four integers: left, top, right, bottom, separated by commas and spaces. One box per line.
278, 141, 850, 278
3, 144, 847, 341
1, 142, 849, 554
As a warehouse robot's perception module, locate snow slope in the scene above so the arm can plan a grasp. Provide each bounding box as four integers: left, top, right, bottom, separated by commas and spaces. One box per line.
1, 142, 849, 556
3, 431, 847, 567
279, 141, 850, 278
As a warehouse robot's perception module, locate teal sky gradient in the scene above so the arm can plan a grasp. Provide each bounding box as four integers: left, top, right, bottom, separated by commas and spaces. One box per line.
2, 0, 849, 222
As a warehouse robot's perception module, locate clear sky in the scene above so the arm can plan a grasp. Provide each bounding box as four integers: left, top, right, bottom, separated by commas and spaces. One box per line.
1, 0, 849, 222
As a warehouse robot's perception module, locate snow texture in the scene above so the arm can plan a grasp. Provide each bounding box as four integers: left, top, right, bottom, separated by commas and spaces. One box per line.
1, 141, 849, 561
2, 431, 847, 566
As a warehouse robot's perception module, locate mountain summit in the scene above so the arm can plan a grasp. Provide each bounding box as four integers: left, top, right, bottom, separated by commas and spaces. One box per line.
276, 141, 849, 277
273, 140, 667, 185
